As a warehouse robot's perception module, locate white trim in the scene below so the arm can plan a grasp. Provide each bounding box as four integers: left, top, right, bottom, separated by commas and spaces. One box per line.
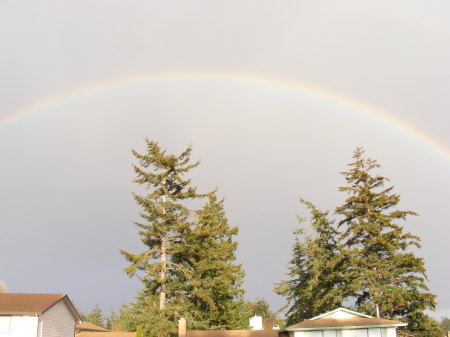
286, 324, 407, 332
308, 308, 374, 321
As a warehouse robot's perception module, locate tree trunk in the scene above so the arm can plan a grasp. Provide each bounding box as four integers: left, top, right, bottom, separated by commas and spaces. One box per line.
160, 237, 167, 310
159, 190, 167, 310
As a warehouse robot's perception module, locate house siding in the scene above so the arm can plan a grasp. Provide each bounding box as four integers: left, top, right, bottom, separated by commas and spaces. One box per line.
355, 329, 368, 337
40, 300, 76, 337
0, 316, 39, 337
292, 328, 394, 337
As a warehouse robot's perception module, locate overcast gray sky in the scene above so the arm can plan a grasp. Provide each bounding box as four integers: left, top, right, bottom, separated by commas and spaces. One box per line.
1, 0, 449, 319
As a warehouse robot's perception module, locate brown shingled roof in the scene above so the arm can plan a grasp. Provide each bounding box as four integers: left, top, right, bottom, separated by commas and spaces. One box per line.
76, 322, 110, 332
76, 332, 136, 337
187, 330, 288, 337
0, 293, 67, 315
288, 317, 406, 330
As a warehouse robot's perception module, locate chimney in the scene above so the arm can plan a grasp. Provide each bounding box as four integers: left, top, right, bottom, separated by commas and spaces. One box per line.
249, 316, 263, 330
179, 318, 187, 337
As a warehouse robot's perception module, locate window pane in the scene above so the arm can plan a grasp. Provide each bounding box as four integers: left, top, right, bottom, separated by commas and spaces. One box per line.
324, 330, 337, 337
368, 328, 381, 337
355, 329, 368, 337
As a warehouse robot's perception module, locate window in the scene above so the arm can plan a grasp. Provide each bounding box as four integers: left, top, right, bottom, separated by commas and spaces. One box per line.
0, 317, 11, 333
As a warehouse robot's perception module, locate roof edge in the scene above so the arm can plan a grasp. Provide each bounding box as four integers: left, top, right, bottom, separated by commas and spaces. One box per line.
308, 308, 374, 321
41, 294, 81, 323
285, 323, 408, 331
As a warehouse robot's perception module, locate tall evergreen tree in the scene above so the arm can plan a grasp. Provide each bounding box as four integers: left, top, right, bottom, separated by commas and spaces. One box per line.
174, 192, 247, 330
120, 140, 248, 336
120, 140, 204, 336
275, 200, 345, 325
336, 148, 436, 322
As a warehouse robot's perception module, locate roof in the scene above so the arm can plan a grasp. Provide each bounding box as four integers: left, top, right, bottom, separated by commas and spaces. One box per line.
308, 308, 373, 320
0, 293, 81, 322
76, 333, 136, 337
286, 308, 406, 331
287, 317, 407, 330
76, 321, 110, 332
187, 330, 289, 337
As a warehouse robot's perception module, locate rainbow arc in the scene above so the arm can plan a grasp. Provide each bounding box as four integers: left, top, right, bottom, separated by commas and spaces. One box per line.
1, 70, 449, 162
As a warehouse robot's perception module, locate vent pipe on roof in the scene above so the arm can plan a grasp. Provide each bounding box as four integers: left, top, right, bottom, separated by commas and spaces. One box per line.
179, 318, 187, 337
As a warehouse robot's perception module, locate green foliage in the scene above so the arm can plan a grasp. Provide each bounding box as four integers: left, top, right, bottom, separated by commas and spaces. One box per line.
245, 298, 274, 319
243, 298, 284, 328
120, 140, 203, 305
275, 200, 345, 325
406, 312, 444, 337
79, 304, 106, 328
136, 325, 144, 337
173, 192, 247, 330
119, 140, 205, 336
440, 316, 450, 332
120, 140, 246, 335
117, 292, 184, 336
105, 310, 120, 331
277, 148, 438, 337
336, 148, 436, 319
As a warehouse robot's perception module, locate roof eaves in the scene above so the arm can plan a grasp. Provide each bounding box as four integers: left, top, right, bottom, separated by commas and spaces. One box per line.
62, 295, 82, 323
285, 323, 408, 331
308, 308, 374, 321
39, 294, 66, 315
41, 294, 81, 323
0, 312, 40, 316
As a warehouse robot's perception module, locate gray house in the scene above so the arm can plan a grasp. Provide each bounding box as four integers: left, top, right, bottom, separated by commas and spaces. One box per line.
0, 293, 81, 337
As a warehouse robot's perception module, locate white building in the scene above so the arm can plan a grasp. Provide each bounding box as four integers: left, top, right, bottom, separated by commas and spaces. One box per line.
284, 308, 407, 337
182, 307, 407, 337
0, 293, 81, 337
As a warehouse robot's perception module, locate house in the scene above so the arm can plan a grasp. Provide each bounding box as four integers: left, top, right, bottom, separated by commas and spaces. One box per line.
180, 308, 407, 337
75, 321, 135, 337
76, 333, 135, 337
0, 293, 81, 337
284, 308, 407, 337
179, 317, 288, 337
76, 322, 109, 334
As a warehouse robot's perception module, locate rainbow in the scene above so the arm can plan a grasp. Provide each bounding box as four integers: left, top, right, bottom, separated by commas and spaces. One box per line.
2, 70, 449, 162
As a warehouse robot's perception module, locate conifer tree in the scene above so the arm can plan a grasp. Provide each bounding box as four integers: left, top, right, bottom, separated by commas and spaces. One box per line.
120, 140, 204, 336
174, 192, 247, 330
116, 291, 185, 336
440, 316, 450, 331
136, 325, 144, 337
105, 310, 119, 331
336, 148, 436, 322
407, 312, 444, 337
275, 200, 345, 325
78, 304, 105, 328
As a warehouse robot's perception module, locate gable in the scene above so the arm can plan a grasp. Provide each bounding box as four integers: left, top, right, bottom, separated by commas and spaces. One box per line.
286, 309, 406, 331
309, 308, 373, 321
0, 293, 80, 322
41, 300, 79, 337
